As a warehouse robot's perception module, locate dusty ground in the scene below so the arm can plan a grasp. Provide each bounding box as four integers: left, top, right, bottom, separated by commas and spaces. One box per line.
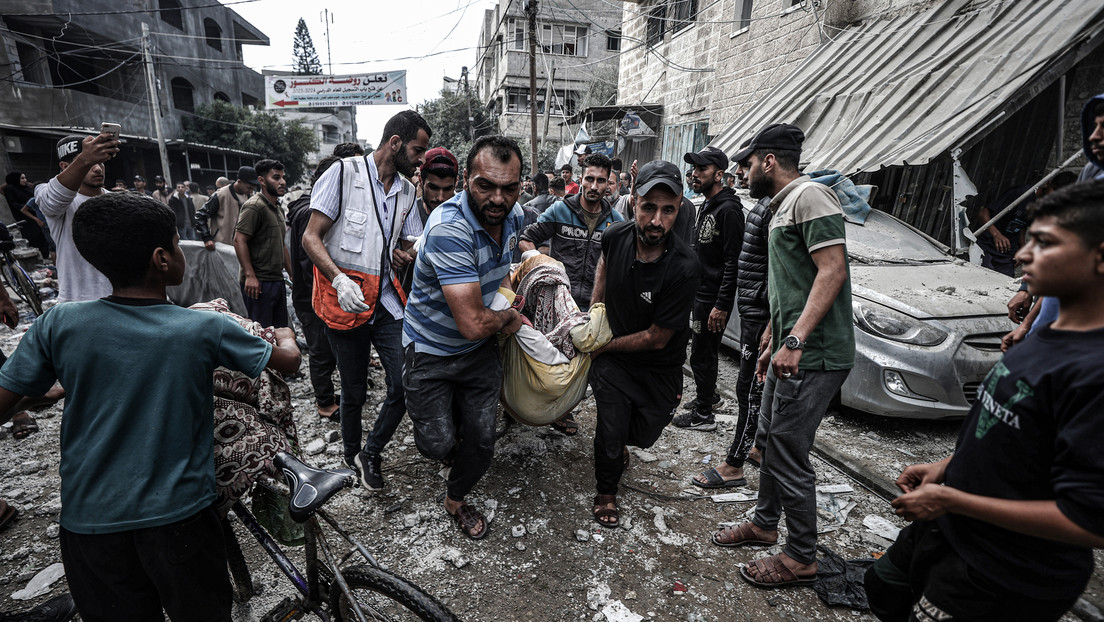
1, 333, 1100, 621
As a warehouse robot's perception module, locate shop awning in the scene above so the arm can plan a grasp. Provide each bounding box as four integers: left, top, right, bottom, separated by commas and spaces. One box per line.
711, 0, 1104, 174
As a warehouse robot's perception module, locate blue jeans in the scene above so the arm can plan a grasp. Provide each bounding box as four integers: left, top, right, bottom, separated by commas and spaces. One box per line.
326, 309, 405, 461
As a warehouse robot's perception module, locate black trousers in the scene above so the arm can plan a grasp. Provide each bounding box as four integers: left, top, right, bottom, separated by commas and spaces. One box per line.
865, 521, 1079, 622
403, 339, 502, 502
60, 504, 231, 622
590, 355, 682, 495
725, 317, 766, 468
242, 280, 289, 328
688, 301, 722, 414
294, 303, 337, 407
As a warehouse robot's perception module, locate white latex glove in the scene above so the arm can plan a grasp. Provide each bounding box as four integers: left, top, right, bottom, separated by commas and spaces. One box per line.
521, 249, 541, 262
331, 273, 370, 313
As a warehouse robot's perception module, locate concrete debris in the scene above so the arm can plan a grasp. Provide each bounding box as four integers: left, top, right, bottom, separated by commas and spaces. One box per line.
512, 524, 526, 538
586, 583, 611, 611
620, 515, 633, 530
45, 524, 59, 539
863, 515, 901, 541
304, 438, 326, 456
515, 542, 526, 551
11, 563, 65, 600
630, 449, 657, 463
711, 491, 758, 503
575, 529, 591, 542
403, 513, 420, 528
651, 507, 668, 533
508, 486, 523, 495
324, 430, 341, 443
599, 600, 643, 622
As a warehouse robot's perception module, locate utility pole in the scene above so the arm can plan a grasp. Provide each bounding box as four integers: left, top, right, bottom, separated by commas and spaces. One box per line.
320, 9, 333, 75
142, 23, 172, 188
541, 66, 554, 153
526, 0, 539, 174
462, 65, 474, 141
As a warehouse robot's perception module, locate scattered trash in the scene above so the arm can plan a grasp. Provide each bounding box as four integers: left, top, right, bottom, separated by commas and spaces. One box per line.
710, 490, 758, 503
11, 563, 65, 600
600, 599, 644, 622
815, 484, 855, 495
587, 584, 611, 611
863, 515, 901, 542
673, 580, 687, 593
701, 454, 712, 464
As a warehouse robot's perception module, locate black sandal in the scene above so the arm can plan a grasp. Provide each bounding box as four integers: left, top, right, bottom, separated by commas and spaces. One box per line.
593, 494, 619, 527
550, 413, 579, 436
448, 502, 488, 540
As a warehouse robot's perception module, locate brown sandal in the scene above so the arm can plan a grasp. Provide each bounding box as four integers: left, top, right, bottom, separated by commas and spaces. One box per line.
711, 521, 778, 548
740, 553, 817, 588
448, 503, 488, 540
593, 494, 619, 527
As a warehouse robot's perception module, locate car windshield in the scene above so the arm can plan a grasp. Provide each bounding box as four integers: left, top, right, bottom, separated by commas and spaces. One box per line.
845, 209, 950, 264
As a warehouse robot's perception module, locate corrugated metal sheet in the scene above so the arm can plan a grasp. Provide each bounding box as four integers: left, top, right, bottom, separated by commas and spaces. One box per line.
711, 0, 1104, 175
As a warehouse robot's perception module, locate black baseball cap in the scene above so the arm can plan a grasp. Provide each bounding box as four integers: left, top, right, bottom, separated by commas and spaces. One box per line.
574, 144, 592, 155
56, 135, 87, 163
153, 175, 165, 182
683, 145, 729, 169
237, 165, 260, 187
731, 123, 805, 164
133, 174, 146, 182
635, 160, 682, 196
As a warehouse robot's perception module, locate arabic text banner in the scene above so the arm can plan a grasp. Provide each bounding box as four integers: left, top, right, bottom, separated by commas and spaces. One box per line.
265, 71, 408, 109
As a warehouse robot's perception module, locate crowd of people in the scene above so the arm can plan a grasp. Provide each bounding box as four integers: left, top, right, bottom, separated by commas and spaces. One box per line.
0, 98, 1102, 622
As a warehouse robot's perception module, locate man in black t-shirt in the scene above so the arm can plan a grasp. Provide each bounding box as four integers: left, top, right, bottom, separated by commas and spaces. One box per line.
865, 181, 1104, 622
587, 160, 700, 528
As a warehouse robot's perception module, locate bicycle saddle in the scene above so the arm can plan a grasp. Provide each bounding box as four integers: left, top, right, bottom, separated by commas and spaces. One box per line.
274, 452, 356, 523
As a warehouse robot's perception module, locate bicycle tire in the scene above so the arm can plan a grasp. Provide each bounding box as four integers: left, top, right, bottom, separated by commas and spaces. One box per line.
12, 263, 42, 316
329, 565, 459, 622
221, 519, 254, 604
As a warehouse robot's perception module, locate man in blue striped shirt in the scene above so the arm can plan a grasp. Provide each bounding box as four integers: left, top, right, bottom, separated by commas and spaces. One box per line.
403, 135, 526, 540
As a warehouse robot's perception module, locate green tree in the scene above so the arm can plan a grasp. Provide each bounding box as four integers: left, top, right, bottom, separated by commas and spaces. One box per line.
182, 100, 319, 184
292, 18, 322, 75
418, 88, 497, 171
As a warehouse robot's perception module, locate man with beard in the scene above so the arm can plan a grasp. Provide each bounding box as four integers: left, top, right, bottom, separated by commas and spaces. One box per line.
519, 152, 623, 311
234, 159, 293, 328
151, 175, 171, 205
403, 135, 526, 540
131, 175, 152, 196
399, 147, 458, 295
303, 110, 429, 492
674, 146, 744, 433
195, 166, 258, 251
587, 160, 700, 527
34, 133, 118, 303
711, 123, 854, 591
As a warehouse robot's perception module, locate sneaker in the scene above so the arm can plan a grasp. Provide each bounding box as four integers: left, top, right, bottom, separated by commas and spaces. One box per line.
682, 394, 727, 411
353, 451, 384, 491
672, 412, 717, 431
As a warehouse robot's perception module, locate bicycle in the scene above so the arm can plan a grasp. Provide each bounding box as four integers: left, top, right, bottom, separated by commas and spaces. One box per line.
223, 451, 459, 622
0, 224, 43, 316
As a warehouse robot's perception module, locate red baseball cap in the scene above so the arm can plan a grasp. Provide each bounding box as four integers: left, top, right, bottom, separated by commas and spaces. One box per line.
420, 147, 459, 178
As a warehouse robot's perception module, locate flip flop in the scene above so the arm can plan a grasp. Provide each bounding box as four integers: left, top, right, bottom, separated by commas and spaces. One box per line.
692, 468, 747, 489
11, 415, 39, 440
712, 522, 778, 548
550, 413, 579, 436
740, 553, 818, 589
0, 499, 18, 532
448, 502, 488, 540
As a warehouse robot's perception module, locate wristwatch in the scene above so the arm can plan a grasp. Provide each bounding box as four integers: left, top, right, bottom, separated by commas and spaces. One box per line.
784, 335, 805, 350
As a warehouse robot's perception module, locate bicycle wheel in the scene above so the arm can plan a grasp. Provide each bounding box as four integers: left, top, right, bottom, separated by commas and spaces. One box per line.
329, 565, 458, 622
12, 263, 42, 316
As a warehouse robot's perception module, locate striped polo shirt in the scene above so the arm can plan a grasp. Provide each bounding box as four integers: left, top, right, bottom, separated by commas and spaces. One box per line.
403, 191, 524, 356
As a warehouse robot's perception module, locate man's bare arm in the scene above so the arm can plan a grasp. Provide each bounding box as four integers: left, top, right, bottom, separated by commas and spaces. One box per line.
302, 211, 342, 283
590, 254, 606, 306
593, 324, 675, 358
790, 244, 848, 341
441, 282, 521, 340
265, 327, 302, 374
233, 231, 261, 299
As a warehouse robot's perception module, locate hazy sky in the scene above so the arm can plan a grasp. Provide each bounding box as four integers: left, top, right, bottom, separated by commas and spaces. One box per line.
223, 0, 498, 144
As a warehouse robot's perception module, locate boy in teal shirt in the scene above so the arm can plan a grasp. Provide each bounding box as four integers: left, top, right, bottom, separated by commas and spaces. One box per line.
0, 192, 300, 622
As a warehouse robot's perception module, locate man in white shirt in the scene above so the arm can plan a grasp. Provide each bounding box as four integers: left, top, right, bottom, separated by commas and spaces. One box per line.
34, 133, 119, 303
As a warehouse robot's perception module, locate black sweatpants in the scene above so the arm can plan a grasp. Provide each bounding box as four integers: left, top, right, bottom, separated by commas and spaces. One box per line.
689, 301, 723, 416
865, 521, 1079, 622
590, 355, 682, 495
60, 504, 231, 622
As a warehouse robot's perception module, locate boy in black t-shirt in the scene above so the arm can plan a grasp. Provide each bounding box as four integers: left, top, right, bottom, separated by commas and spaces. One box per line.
864, 181, 1104, 621
587, 161, 700, 528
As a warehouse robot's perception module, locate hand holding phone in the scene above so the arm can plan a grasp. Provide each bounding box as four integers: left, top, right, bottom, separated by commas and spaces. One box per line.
101, 122, 121, 158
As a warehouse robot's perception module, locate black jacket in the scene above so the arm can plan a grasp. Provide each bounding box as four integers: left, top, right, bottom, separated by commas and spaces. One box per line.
285, 192, 315, 311
524, 192, 557, 213
692, 187, 743, 312
736, 196, 771, 320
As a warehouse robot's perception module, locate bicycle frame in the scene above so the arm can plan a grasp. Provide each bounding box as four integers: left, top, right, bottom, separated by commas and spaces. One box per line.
230, 476, 381, 622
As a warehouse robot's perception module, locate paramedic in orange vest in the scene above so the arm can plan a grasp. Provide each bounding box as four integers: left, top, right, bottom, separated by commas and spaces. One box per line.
302, 110, 431, 492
